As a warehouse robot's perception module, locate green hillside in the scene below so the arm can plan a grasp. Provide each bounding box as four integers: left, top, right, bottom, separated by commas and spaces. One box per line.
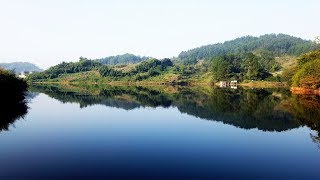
291, 49, 320, 89
177, 34, 317, 64
95, 53, 150, 65
27, 34, 319, 87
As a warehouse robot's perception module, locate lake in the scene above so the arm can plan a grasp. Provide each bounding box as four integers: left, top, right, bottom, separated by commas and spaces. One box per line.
1, 84, 320, 179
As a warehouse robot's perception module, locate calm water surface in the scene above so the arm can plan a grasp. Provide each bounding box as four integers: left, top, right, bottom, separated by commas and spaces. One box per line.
1, 85, 320, 179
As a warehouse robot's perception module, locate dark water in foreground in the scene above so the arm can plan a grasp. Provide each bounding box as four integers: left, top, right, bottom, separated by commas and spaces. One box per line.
1, 85, 320, 179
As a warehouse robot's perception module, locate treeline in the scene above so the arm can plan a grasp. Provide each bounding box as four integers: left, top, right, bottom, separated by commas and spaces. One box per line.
0, 68, 28, 131
26, 34, 319, 85
0, 68, 27, 92
178, 34, 318, 64
211, 53, 277, 81
96, 53, 150, 65
99, 58, 174, 81
28, 57, 101, 80
26, 54, 283, 83
290, 49, 320, 89
29, 58, 175, 82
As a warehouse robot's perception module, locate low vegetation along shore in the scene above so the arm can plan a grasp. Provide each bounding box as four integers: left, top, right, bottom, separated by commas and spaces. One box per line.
24, 34, 319, 93
0, 68, 27, 92
0, 68, 28, 130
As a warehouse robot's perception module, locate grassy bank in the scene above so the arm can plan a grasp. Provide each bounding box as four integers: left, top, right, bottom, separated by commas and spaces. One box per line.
32, 79, 290, 89
240, 81, 288, 88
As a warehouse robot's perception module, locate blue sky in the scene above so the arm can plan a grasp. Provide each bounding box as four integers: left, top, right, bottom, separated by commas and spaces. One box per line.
0, 0, 318, 68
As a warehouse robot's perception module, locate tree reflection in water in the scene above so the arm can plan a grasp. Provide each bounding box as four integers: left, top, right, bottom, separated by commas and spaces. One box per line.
0, 88, 29, 131
287, 94, 320, 149
30, 84, 320, 133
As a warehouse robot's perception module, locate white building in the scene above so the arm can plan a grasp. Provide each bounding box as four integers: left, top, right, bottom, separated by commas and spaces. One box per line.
18, 71, 32, 79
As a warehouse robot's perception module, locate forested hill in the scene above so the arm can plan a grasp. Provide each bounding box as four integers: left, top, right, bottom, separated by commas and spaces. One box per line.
177, 34, 318, 64
27, 34, 319, 86
291, 49, 320, 89
95, 53, 150, 65
0, 62, 43, 73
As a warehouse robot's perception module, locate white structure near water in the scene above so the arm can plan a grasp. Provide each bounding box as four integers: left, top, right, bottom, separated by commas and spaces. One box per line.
18, 71, 32, 78
219, 80, 238, 88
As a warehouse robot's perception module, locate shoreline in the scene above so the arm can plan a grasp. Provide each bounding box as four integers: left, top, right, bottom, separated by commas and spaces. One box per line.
290, 87, 320, 95
239, 81, 287, 88
30, 80, 288, 89
31, 82, 320, 95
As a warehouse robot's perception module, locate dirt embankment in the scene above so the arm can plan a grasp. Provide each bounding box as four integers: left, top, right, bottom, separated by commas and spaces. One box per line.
291, 87, 320, 95
240, 81, 287, 88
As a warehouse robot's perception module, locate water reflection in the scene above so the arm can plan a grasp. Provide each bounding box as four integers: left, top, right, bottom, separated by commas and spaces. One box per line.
30, 84, 320, 134
1, 84, 320, 178
0, 88, 29, 131
287, 94, 320, 148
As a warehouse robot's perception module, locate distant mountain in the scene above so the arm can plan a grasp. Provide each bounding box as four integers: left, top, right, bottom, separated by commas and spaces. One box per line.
95, 53, 150, 65
0, 62, 43, 73
178, 34, 319, 64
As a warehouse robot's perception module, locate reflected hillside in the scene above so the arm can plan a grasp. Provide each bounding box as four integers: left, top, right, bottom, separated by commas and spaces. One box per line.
278, 94, 320, 147
30, 85, 172, 110
175, 88, 298, 131
30, 84, 320, 133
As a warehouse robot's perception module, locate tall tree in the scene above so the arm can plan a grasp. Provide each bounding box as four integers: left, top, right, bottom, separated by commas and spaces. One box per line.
211, 57, 231, 81
243, 53, 262, 80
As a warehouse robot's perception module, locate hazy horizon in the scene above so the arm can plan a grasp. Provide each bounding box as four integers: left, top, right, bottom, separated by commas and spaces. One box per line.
0, 0, 319, 69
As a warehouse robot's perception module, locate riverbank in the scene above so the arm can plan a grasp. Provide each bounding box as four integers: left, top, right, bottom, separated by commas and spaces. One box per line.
237, 81, 287, 88
31, 80, 289, 89
291, 87, 320, 95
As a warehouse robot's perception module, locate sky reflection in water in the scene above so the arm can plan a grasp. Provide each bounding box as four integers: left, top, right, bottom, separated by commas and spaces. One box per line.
0, 85, 320, 179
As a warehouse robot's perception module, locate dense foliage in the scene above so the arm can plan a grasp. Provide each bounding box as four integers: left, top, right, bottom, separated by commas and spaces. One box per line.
134, 58, 173, 73
29, 57, 175, 82
96, 53, 150, 65
0, 68, 27, 92
28, 58, 101, 80
98, 58, 174, 81
0, 68, 28, 131
27, 34, 319, 85
211, 53, 271, 81
178, 34, 318, 64
99, 66, 125, 77
292, 49, 320, 89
